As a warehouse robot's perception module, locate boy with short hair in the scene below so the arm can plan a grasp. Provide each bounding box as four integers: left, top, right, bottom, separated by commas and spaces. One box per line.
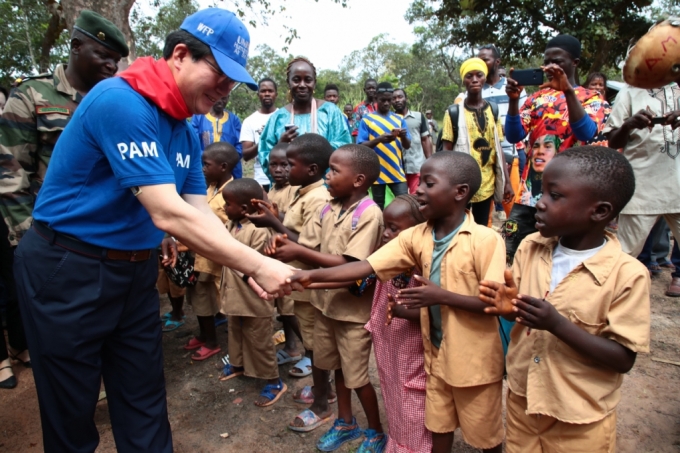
290, 151, 507, 453
479, 146, 650, 452
245, 134, 334, 425
268, 144, 386, 451
357, 81, 412, 209
183, 142, 239, 361
218, 178, 286, 407
259, 142, 302, 364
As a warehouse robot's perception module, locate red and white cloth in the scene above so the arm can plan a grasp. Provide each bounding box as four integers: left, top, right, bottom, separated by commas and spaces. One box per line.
365, 271, 432, 453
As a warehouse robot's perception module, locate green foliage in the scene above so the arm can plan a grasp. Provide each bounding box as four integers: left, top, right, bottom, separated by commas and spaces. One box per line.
131, 0, 199, 59
0, 0, 69, 87
405, 0, 658, 77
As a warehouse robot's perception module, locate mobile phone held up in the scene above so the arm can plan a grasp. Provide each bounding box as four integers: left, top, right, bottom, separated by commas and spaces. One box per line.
512, 68, 544, 87
650, 116, 666, 126
284, 124, 296, 132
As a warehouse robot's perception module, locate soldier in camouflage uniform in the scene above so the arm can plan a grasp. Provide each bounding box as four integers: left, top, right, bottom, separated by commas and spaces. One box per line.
0, 10, 128, 389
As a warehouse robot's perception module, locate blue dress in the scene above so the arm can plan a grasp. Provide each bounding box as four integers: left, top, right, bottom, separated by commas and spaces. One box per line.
258, 100, 351, 181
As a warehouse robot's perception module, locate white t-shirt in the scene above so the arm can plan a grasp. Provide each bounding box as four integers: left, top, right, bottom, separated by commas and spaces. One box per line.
550, 240, 606, 292
240, 110, 275, 185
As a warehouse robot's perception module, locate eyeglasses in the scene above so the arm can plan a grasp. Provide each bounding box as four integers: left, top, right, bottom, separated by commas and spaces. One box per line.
203, 58, 233, 83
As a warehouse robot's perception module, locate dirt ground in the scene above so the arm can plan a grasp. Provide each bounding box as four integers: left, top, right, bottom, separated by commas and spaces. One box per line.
1, 265, 680, 452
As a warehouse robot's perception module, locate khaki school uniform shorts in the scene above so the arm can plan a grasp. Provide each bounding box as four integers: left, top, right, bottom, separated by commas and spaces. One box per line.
506, 390, 616, 453
294, 300, 316, 350
228, 315, 279, 380
313, 309, 372, 389
424, 348, 504, 449
156, 264, 185, 298
186, 272, 220, 317
276, 296, 295, 316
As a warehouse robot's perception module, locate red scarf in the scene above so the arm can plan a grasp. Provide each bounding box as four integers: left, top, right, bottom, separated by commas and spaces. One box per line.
118, 57, 190, 120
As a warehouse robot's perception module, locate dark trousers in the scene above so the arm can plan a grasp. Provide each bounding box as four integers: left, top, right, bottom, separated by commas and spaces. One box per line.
372, 182, 408, 210
504, 204, 538, 263
470, 195, 494, 226
14, 228, 172, 453
0, 220, 27, 362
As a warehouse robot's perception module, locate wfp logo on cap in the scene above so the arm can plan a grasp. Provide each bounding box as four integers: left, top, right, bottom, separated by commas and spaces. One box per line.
234, 35, 249, 59
197, 23, 214, 36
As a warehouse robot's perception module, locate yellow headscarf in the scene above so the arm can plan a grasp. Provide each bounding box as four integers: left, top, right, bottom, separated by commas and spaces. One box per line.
460, 57, 488, 79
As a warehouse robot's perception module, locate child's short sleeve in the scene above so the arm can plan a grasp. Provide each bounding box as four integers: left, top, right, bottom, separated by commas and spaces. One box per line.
367, 226, 419, 282
601, 266, 651, 353
342, 205, 383, 262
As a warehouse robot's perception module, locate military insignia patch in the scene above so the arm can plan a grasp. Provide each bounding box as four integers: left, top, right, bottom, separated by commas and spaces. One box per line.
36, 107, 70, 115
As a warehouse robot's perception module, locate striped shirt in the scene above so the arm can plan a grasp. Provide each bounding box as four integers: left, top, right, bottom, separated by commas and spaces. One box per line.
357, 112, 411, 184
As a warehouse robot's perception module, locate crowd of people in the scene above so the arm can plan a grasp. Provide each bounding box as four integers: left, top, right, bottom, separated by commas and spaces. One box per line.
0, 5, 678, 453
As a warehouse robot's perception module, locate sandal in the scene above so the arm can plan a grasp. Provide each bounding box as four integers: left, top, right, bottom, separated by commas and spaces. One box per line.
288, 409, 334, 433
254, 378, 288, 407
191, 346, 222, 361
293, 385, 337, 404
0, 365, 17, 389
162, 312, 185, 320
277, 349, 302, 365
219, 363, 244, 381
289, 356, 312, 377
183, 337, 206, 351
8, 349, 31, 368
162, 319, 185, 332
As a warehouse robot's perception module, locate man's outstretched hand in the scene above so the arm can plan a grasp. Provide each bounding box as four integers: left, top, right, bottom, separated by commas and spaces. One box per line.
479, 269, 518, 317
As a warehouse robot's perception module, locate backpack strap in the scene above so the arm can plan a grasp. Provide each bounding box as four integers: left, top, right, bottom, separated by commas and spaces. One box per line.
448, 104, 460, 147
319, 203, 332, 221
487, 100, 499, 123
351, 198, 377, 230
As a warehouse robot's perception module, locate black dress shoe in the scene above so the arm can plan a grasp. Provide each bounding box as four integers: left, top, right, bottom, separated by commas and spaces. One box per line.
0, 365, 17, 389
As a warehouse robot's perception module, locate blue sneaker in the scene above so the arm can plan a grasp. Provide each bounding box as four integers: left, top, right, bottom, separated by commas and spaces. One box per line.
316, 417, 362, 451
357, 429, 386, 453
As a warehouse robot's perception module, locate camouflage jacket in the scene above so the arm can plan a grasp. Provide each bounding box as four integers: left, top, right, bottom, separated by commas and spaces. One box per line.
0, 64, 82, 245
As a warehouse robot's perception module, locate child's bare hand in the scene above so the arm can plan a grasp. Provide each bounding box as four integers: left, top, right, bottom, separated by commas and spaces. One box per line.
479, 269, 518, 317
513, 294, 563, 332
286, 270, 313, 290
160, 237, 178, 267
267, 234, 300, 262
251, 199, 280, 220
246, 201, 280, 229
395, 275, 445, 309
386, 294, 397, 325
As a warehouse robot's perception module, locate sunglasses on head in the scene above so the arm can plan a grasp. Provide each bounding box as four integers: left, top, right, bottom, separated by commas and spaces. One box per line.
376, 87, 394, 93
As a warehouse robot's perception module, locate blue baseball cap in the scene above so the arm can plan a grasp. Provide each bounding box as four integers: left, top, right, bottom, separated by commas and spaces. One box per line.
180, 8, 257, 90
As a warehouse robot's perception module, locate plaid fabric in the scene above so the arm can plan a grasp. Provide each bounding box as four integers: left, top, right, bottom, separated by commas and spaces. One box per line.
365, 270, 432, 453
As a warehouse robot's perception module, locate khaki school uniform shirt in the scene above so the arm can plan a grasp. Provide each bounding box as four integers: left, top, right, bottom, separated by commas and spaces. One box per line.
507, 232, 651, 424
282, 179, 330, 302
194, 180, 232, 276
301, 197, 384, 323
267, 183, 298, 217
221, 218, 274, 317
367, 212, 506, 388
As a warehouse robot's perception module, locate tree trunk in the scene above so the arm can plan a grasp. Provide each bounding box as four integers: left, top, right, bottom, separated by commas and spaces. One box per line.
586, 36, 615, 76
60, 0, 137, 63
39, 0, 66, 72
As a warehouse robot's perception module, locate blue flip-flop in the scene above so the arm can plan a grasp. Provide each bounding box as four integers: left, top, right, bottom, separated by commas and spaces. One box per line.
162, 319, 185, 332
162, 312, 186, 321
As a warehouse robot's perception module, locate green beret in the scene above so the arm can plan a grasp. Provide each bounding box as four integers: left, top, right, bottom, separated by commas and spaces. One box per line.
73, 10, 129, 57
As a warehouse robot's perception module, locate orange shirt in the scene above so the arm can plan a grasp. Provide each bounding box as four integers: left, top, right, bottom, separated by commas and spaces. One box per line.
507, 232, 650, 423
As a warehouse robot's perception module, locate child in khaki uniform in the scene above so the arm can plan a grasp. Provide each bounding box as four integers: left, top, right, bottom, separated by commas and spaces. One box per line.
218, 178, 286, 407
480, 147, 651, 453
183, 143, 239, 361
253, 143, 302, 365
246, 134, 334, 424
268, 144, 386, 451
291, 151, 507, 453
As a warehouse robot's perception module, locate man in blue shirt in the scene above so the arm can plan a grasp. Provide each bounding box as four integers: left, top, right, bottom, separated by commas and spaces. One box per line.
14, 8, 295, 453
